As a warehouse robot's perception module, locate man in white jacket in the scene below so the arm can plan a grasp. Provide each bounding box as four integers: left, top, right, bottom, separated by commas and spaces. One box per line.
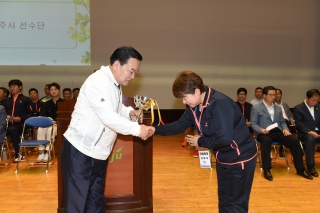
61, 46, 152, 213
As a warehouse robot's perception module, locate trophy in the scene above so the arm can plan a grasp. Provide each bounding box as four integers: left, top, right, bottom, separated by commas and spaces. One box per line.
132, 95, 152, 122
132, 95, 164, 126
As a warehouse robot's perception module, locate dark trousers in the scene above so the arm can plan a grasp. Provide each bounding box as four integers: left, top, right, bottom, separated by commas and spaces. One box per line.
299, 134, 320, 167
217, 156, 257, 213
257, 128, 304, 171
7, 124, 23, 157
61, 137, 108, 213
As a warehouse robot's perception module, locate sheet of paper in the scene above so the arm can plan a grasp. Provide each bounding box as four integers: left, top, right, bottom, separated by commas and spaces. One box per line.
266, 123, 278, 131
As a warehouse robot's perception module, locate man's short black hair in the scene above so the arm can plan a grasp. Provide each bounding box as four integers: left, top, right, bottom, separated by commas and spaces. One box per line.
262, 86, 276, 95
72, 88, 80, 92
8, 79, 22, 87
255, 87, 262, 91
63, 88, 72, 93
276, 88, 282, 94
306, 89, 320, 99
0, 87, 9, 97
237, 88, 247, 95
110, 46, 143, 66
29, 88, 38, 94
49, 82, 60, 90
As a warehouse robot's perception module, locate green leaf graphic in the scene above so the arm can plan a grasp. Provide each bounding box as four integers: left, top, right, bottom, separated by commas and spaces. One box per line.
116, 147, 123, 152
71, 32, 77, 40
75, 19, 80, 25
85, 0, 90, 10
74, 0, 83, 4
80, 24, 85, 33
77, 13, 84, 20
78, 34, 87, 42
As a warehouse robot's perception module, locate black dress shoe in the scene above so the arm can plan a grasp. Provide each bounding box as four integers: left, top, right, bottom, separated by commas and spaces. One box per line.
297, 169, 313, 180
263, 169, 273, 181
308, 167, 319, 177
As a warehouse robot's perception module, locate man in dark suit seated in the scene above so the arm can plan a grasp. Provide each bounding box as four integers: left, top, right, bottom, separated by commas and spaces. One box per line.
293, 89, 320, 177
251, 86, 312, 181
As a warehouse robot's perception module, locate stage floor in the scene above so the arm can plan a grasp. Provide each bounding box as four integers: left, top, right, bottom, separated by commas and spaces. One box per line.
1, 133, 320, 213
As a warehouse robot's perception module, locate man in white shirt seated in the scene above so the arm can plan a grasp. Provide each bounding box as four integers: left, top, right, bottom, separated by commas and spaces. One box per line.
250, 87, 263, 106
275, 88, 295, 157
293, 89, 320, 177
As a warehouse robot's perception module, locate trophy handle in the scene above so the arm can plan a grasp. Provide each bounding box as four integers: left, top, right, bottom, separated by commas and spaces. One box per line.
132, 108, 143, 122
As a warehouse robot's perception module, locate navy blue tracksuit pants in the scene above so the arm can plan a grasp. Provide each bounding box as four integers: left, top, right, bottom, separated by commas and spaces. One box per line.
216, 156, 257, 213
61, 137, 108, 213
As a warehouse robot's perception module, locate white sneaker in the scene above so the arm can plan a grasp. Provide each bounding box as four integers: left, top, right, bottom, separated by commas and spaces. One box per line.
43, 153, 50, 163
36, 153, 45, 163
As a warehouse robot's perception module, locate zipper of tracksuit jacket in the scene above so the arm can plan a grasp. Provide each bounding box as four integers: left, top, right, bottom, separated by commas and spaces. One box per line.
94, 127, 105, 146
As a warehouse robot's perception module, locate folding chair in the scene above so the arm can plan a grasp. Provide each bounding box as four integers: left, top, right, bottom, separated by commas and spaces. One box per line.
0, 120, 12, 165
15, 117, 54, 173
291, 124, 306, 157
271, 141, 290, 170
252, 134, 290, 170
251, 133, 262, 170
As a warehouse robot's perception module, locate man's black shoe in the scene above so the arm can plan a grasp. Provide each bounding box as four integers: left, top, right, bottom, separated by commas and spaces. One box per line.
297, 169, 313, 180
263, 169, 273, 181
308, 167, 318, 177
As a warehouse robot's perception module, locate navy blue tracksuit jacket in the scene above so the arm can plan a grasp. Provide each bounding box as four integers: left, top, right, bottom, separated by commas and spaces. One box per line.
155, 86, 257, 166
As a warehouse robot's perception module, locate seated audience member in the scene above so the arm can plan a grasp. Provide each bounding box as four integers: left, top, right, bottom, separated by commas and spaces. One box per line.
275, 88, 295, 157
236, 88, 253, 127
72, 87, 80, 98
293, 89, 320, 177
0, 87, 9, 105
0, 105, 6, 145
3, 79, 32, 162
40, 84, 52, 103
250, 87, 263, 106
251, 86, 312, 181
36, 82, 65, 163
29, 88, 41, 117
62, 88, 72, 101
275, 88, 294, 125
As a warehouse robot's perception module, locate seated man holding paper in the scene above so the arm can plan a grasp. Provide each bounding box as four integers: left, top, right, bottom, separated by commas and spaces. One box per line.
251, 86, 312, 181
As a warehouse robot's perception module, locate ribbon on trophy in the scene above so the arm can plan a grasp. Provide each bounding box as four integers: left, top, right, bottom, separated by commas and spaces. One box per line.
132, 95, 164, 126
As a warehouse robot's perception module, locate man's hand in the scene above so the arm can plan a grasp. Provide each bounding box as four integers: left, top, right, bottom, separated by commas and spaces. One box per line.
146, 126, 155, 135
185, 134, 201, 147
13, 116, 21, 122
283, 129, 291, 136
309, 131, 320, 138
139, 125, 154, 140
260, 129, 270, 135
6, 115, 12, 122
6, 116, 21, 122
130, 110, 143, 123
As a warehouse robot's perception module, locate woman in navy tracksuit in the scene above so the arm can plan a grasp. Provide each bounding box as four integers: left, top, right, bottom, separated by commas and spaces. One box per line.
153, 71, 257, 212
